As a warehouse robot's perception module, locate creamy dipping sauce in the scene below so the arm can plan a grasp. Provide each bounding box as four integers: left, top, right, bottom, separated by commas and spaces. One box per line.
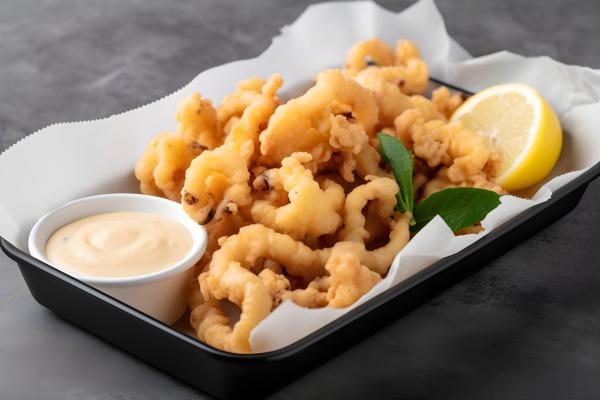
45, 211, 193, 278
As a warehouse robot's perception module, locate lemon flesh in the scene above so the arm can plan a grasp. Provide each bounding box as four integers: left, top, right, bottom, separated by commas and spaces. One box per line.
451, 83, 562, 191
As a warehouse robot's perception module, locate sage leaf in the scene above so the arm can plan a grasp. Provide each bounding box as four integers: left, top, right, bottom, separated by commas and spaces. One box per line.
412, 187, 501, 233
377, 133, 413, 212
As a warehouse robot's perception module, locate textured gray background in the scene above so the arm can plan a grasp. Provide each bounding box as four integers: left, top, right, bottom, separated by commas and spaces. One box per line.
1, 0, 599, 399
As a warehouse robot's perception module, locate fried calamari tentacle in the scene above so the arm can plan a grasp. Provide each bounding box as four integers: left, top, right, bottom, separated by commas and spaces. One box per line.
325, 253, 381, 308
431, 86, 465, 119
181, 146, 251, 224
134, 133, 202, 201
394, 109, 502, 185
345, 38, 395, 70
207, 224, 325, 281
224, 74, 282, 162
259, 70, 378, 165
251, 153, 345, 239
217, 77, 265, 128
176, 93, 222, 149
194, 262, 272, 353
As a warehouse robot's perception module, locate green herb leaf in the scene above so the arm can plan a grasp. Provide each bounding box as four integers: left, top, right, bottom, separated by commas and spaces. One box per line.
412, 187, 501, 233
377, 133, 413, 212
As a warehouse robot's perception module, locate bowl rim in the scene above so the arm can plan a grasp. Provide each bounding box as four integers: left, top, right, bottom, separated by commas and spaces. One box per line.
27, 193, 207, 287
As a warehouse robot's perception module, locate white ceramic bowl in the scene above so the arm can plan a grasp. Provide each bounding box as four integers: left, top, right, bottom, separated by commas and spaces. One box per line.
28, 193, 207, 325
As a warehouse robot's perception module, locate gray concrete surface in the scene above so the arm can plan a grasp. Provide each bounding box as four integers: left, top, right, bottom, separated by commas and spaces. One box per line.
1, 0, 599, 399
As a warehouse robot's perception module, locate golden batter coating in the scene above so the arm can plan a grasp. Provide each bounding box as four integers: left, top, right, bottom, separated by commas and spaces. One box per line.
281, 276, 331, 308
251, 153, 345, 239
134, 132, 202, 201
192, 262, 271, 354
176, 93, 223, 150
217, 77, 265, 128
315, 177, 411, 275
431, 86, 465, 119
224, 74, 282, 163
206, 224, 325, 281
259, 69, 378, 166
394, 109, 501, 186
181, 145, 252, 224
325, 253, 381, 308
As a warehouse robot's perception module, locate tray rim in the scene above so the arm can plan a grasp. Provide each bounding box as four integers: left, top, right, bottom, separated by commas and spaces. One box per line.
3, 157, 600, 362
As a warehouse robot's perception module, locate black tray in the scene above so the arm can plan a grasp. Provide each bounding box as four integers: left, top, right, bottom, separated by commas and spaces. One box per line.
3, 83, 600, 399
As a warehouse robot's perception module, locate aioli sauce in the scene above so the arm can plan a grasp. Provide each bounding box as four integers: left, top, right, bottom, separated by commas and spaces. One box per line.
45, 211, 193, 278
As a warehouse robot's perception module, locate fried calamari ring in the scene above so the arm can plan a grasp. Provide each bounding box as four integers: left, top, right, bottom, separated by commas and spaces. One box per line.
345, 38, 395, 70
181, 146, 251, 224
280, 253, 381, 309
395, 40, 429, 95
206, 224, 325, 281
134, 133, 202, 201
315, 177, 411, 275
349, 40, 428, 97
395, 40, 421, 65
251, 153, 345, 239
394, 109, 501, 184
176, 93, 222, 149
350, 40, 430, 126
224, 74, 282, 162
325, 253, 381, 308
190, 301, 230, 349
194, 223, 326, 351
259, 70, 378, 165
185, 211, 250, 312
217, 77, 265, 128
355, 71, 414, 127
193, 263, 272, 353
339, 176, 398, 242
202, 212, 251, 265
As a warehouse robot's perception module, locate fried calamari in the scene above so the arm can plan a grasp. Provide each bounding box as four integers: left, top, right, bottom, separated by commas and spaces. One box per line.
134, 37, 507, 354
251, 153, 345, 239
134, 133, 202, 201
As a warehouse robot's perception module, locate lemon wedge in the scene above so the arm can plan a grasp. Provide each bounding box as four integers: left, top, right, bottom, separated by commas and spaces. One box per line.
451, 83, 562, 191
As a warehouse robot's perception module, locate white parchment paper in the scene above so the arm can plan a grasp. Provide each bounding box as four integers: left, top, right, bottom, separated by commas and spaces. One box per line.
1, 0, 599, 352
